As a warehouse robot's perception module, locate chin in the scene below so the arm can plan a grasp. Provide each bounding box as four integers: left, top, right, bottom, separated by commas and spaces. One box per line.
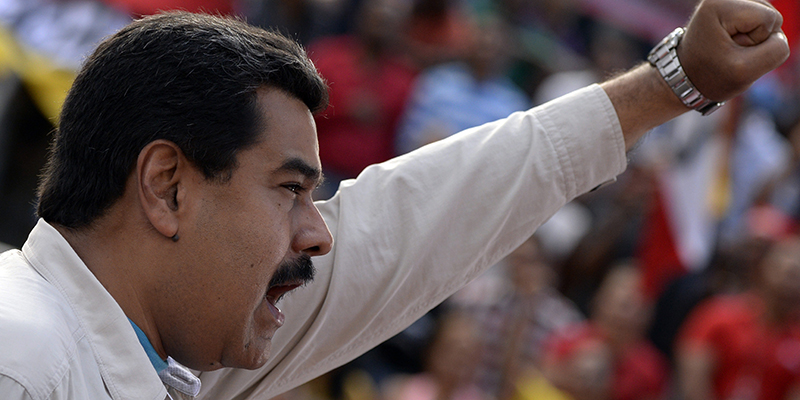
222, 340, 272, 370
234, 351, 271, 370
246, 353, 271, 370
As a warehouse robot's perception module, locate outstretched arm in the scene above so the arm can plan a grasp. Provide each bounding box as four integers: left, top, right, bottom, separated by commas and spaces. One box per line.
196, 1, 790, 398
603, 0, 789, 150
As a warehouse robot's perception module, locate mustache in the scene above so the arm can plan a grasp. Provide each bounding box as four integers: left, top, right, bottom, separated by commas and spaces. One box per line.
268, 254, 315, 288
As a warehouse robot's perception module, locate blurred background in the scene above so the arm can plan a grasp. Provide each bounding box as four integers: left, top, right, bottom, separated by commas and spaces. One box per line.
0, 0, 799, 399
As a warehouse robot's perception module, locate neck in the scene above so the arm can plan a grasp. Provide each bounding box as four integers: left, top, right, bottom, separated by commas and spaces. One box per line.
55, 216, 169, 360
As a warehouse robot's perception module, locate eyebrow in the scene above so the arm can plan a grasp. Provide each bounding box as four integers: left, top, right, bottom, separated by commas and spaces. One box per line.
276, 157, 324, 187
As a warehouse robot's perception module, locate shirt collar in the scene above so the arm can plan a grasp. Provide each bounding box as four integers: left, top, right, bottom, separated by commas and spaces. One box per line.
128, 319, 169, 374
22, 219, 167, 400
127, 319, 202, 397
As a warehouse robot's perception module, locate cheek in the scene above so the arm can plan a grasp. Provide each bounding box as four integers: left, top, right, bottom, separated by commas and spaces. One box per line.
198, 195, 291, 270
174, 187, 296, 368
183, 200, 289, 321
241, 193, 296, 253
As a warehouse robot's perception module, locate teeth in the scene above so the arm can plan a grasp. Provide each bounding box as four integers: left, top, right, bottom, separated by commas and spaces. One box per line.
266, 297, 285, 326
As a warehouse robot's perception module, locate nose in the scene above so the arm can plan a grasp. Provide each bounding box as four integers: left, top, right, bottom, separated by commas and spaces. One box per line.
292, 200, 333, 257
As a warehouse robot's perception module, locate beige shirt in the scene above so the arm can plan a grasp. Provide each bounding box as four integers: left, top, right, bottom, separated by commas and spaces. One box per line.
0, 85, 626, 400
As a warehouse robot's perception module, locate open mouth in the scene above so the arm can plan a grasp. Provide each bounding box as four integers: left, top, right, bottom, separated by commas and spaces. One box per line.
263, 282, 303, 326
265, 282, 303, 305
263, 254, 316, 326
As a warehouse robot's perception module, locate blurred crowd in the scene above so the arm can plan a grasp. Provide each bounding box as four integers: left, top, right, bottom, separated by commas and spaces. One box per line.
1, 0, 800, 399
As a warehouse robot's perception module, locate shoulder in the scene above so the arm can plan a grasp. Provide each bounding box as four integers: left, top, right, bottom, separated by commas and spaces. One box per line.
0, 250, 82, 398
688, 293, 755, 323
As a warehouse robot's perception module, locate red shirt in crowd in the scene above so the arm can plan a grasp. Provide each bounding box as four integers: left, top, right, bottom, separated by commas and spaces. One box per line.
309, 36, 416, 179
547, 322, 669, 400
678, 293, 800, 400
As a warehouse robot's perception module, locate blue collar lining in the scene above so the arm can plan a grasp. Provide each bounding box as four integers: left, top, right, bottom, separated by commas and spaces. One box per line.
128, 319, 169, 374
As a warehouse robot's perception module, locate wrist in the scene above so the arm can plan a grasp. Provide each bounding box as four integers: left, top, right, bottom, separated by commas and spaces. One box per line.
601, 63, 688, 150
648, 28, 724, 116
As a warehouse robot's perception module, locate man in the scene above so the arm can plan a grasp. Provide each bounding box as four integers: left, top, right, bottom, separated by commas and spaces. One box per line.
0, 1, 789, 399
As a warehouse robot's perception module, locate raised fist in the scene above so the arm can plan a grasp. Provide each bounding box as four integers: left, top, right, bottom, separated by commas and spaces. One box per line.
678, 0, 790, 102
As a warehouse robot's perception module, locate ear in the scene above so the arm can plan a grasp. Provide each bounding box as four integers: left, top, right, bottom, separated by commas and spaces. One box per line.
136, 140, 188, 240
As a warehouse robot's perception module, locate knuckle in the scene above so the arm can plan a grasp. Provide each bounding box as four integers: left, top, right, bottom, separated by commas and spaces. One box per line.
773, 10, 784, 28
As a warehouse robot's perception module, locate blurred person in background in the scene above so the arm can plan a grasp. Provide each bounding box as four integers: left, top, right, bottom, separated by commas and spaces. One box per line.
676, 236, 800, 400
531, 331, 614, 400
308, 0, 416, 199
384, 311, 489, 400
395, 15, 528, 155
545, 264, 669, 400
401, 0, 474, 69
558, 164, 657, 314
471, 235, 584, 400
649, 235, 772, 363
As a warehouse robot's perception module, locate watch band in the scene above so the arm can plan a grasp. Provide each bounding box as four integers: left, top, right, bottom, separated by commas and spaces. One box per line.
648, 27, 724, 116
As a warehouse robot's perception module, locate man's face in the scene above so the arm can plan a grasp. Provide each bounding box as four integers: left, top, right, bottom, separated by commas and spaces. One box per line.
153, 88, 333, 371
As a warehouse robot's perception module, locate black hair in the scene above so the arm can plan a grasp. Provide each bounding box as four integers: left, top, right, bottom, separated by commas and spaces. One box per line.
37, 11, 328, 228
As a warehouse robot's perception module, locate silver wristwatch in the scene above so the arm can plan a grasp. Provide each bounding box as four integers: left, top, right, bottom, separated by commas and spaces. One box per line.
648, 27, 724, 116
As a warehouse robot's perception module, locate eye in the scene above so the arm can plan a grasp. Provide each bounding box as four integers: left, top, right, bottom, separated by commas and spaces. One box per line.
282, 183, 304, 195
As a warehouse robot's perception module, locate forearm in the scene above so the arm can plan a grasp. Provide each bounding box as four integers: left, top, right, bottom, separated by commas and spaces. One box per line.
601, 63, 688, 151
